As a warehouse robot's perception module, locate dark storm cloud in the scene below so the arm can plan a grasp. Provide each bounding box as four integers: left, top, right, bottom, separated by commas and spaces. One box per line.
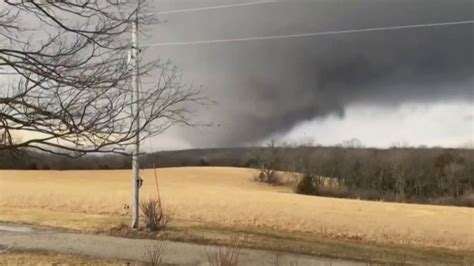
149, 0, 474, 147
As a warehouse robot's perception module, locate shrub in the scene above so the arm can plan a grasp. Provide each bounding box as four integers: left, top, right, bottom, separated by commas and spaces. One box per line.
253, 140, 284, 186
294, 175, 317, 195
205, 243, 242, 266
294, 175, 350, 198
145, 240, 166, 266
140, 198, 171, 231
254, 169, 283, 185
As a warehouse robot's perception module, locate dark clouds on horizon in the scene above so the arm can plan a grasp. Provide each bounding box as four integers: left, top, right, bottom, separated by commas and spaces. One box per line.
147, 0, 474, 147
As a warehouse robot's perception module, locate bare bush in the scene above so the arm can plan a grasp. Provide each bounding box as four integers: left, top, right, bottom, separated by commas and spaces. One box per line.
140, 198, 171, 231
145, 240, 166, 266
254, 140, 284, 185
294, 175, 318, 195
254, 170, 283, 185
205, 242, 242, 266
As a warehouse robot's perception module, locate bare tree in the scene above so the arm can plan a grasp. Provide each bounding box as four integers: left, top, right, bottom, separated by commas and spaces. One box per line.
254, 139, 283, 185
0, 0, 204, 156
341, 138, 363, 149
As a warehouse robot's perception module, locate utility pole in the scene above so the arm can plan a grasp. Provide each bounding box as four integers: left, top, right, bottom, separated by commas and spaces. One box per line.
131, 8, 140, 229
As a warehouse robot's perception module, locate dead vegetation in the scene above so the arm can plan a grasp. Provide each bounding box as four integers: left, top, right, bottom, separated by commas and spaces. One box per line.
140, 198, 171, 231
145, 241, 166, 266
253, 140, 285, 185
272, 254, 299, 266
205, 237, 243, 266
287, 147, 474, 206
3, 145, 472, 207
0, 251, 131, 265
0, 167, 472, 251
140, 165, 172, 231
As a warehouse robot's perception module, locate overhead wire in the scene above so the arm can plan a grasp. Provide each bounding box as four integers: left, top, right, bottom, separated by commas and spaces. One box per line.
154, 0, 279, 15
142, 20, 474, 47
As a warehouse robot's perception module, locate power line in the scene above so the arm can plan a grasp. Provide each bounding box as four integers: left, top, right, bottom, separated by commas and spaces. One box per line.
142, 20, 474, 47
155, 0, 279, 15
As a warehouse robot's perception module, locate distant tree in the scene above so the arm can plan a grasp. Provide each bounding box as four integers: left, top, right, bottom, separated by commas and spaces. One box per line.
341, 138, 363, 149
390, 141, 410, 149
255, 140, 283, 185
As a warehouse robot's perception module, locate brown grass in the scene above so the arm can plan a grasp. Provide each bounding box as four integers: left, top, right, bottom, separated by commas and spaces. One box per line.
0, 167, 473, 252
0, 251, 130, 265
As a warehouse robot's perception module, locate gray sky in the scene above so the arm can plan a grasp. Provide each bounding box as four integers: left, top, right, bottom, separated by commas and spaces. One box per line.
139, 0, 473, 150
140, 0, 474, 150
4, 1, 472, 151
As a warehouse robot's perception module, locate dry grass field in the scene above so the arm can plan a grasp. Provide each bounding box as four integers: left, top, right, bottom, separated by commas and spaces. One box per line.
0, 167, 473, 256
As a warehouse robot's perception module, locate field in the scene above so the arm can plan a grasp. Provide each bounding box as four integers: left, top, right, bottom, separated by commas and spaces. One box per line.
0, 167, 473, 262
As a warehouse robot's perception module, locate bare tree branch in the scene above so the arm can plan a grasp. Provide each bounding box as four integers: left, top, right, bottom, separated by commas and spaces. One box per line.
0, 0, 206, 157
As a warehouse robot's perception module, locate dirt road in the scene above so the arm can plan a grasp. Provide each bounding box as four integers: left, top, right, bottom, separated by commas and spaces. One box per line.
0, 222, 362, 265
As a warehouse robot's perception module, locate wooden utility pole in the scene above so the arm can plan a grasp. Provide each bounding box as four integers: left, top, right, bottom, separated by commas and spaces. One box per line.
131, 8, 140, 229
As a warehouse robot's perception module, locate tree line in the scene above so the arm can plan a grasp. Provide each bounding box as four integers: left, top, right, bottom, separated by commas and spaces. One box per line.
284, 147, 473, 206
1, 146, 472, 206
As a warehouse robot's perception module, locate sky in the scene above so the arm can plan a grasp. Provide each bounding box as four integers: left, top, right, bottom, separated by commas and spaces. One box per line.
2, 0, 473, 151
137, 0, 473, 150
